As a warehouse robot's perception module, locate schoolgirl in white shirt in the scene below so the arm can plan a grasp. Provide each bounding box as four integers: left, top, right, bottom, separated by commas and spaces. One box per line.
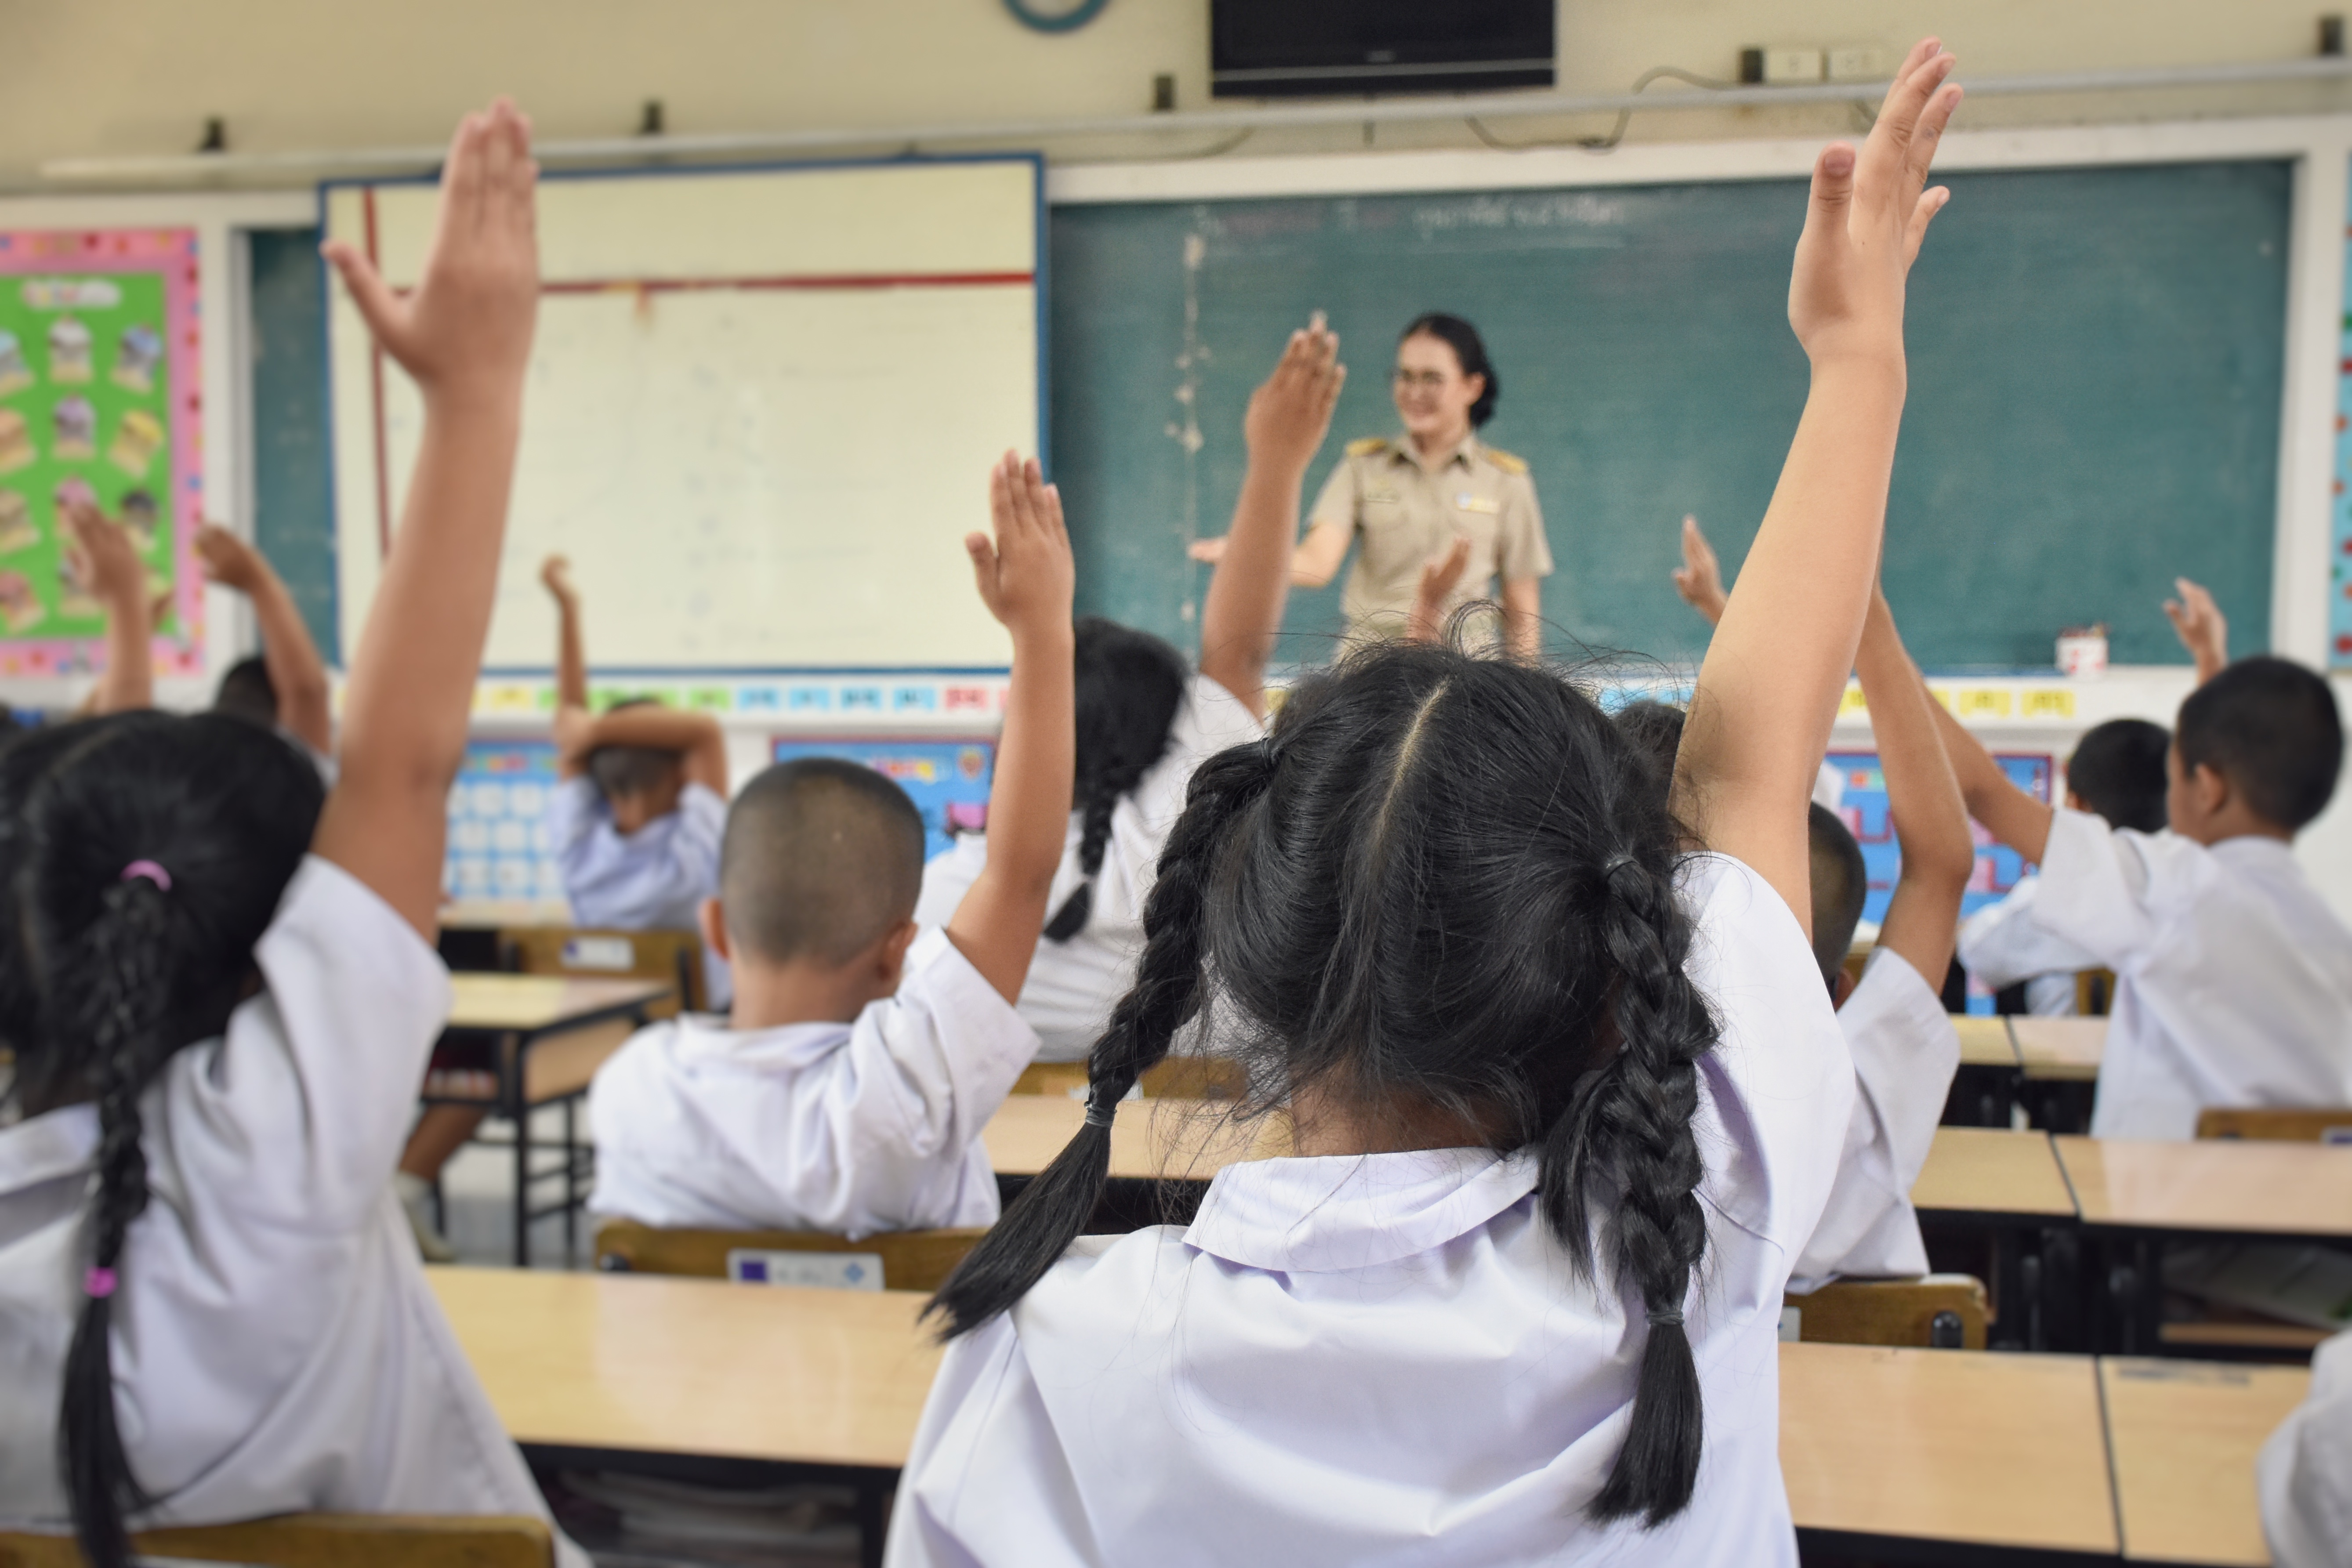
0, 105, 569, 1567
913, 323, 1346, 1061
888, 45, 1964, 1566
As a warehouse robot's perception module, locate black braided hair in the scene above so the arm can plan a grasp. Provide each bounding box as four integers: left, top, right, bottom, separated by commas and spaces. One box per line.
933, 637, 1721, 1527
926, 740, 1274, 1335
0, 712, 323, 1568
1041, 617, 1187, 943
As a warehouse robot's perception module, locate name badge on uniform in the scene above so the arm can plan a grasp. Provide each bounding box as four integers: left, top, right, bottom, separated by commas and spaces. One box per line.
1455, 493, 1500, 514
1366, 489, 1401, 505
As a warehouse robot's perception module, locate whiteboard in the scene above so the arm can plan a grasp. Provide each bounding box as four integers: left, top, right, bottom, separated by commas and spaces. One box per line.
323, 158, 1040, 670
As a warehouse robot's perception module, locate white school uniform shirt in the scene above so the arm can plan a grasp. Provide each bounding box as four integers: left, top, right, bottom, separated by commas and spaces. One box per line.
1957, 876, 2098, 1017
915, 673, 1264, 1061
1789, 948, 1960, 1293
1812, 758, 1846, 813
586, 928, 1037, 1238
0, 858, 582, 1566
885, 853, 1852, 1568
2031, 808, 2352, 1141
2260, 1328, 2352, 1568
545, 774, 729, 1003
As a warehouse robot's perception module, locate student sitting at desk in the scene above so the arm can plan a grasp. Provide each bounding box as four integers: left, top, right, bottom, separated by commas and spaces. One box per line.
913, 323, 1343, 1061
2261, 1327, 2352, 1568
587, 451, 1074, 1238
0, 103, 582, 1567
195, 523, 335, 777
1934, 593, 2352, 1138
1957, 716, 2167, 1015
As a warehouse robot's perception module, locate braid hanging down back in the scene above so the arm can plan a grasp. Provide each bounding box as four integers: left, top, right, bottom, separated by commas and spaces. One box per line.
1042, 618, 1188, 943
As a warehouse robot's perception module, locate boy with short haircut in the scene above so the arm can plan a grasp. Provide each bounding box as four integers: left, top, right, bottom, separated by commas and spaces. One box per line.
587, 453, 1074, 1236
196, 522, 336, 768
1938, 642, 2352, 1139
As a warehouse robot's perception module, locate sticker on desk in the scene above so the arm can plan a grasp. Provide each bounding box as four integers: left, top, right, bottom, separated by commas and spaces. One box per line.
560, 935, 636, 971
1778, 1305, 1802, 1343
728, 1249, 886, 1292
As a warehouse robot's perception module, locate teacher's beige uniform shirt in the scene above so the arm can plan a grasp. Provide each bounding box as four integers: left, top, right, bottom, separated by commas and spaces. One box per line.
1307, 431, 1552, 641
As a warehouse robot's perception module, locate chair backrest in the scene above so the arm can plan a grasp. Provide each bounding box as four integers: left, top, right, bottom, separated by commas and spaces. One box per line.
1010, 1055, 1248, 1101
2073, 967, 2115, 1016
594, 1219, 986, 1292
2195, 1106, 2352, 1144
0, 1514, 552, 1567
1783, 1274, 1990, 1350
499, 926, 703, 1016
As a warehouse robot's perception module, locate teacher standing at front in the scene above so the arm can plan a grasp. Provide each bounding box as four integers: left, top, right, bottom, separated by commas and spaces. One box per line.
1192, 313, 1553, 659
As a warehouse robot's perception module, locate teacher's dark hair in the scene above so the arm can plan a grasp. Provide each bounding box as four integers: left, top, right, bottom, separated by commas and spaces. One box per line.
1401, 312, 1498, 427
929, 638, 1718, 1527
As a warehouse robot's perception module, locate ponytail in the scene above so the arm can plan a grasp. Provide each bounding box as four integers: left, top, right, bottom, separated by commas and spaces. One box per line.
1041, 758, 1140, 943
929, 741, 1275, 1336
1547, 850, 1712, 1526
1047, 619, 1189, 943
59, 873, 173, 1568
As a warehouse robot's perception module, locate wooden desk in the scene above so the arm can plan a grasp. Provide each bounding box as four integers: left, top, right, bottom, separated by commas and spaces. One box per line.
439, 897, 573, 931
1782, 1341, 2118, 1557
1911, 1127, 2078, 1220
1952, 1014, 2021, 1069
983, 1095, 1287, 1182
2102, 1357, 2310, 1565
2057, 1135, 2352, 1240
2012, 1016, 2107, 1082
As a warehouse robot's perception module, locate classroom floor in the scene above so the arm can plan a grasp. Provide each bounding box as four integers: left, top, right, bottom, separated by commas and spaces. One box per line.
439, 1106, 597, 1270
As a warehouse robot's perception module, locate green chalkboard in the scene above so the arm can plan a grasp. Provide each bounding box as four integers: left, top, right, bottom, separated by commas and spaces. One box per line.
1049, 161, 2289, 670
246, 227, 336, 661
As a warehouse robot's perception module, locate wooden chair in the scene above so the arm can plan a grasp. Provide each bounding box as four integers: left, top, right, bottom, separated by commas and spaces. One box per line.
1010, 1055, 1249, 1101
499, 927, 704, 1017
593, 1218, 986, 1291
1784, 1275, 1990, 1350
0, 1514, 552, 1567
2195, 1106, 2352, 1143
2073, 967, 2116, 1016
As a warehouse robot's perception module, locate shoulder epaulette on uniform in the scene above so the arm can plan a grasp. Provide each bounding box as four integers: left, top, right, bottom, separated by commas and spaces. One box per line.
1482, 446, 1529, 475
1345, 436, 1390, 457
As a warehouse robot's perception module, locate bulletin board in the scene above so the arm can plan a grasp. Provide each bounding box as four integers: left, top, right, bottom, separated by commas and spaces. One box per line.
323, 157, 1042, 676
769, 734, 995, 858
0, 228, 202, 676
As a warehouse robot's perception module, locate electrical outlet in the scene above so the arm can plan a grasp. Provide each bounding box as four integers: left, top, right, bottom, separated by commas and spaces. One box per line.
1763, 47, 1825, 85
1827, 45, 1894, 83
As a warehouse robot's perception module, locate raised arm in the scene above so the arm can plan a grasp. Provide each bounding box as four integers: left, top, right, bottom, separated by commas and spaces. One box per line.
1671, 514, 1729, 628
1857, 587, 1973, 985
947, 453, 1077, 1002
63, 503, 152, 714
1406, 536, 1472, 644
2163, 576, 2228, 686
195, 524, 333, 754
313, 102, 539, 938
540, 553, 589, 709
1198, 320, 1345, 715
1673, 40, 1961, 925
560, 702, 729, 797
1928, 685, 2053, 866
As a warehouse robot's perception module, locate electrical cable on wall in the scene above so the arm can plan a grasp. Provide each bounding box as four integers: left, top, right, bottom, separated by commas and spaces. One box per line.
1002, 0, 1111, 34
1469, 65, 1740, 152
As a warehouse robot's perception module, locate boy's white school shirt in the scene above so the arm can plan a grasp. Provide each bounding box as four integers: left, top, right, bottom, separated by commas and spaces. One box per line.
915, 673, 1264, 1062
1957, 876, 2098, 1016
1789, 947, 1960, 1293
0, 858, 583, 1565
545, 775, 729, 1002
586, 928, 1038, 1236
884, 853, 1853, 1568
2259, 1328, 2352, 1568
2030, 808, 2352, 1140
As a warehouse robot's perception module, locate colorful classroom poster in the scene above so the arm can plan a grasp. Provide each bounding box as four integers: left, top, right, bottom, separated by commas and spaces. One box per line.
770, 736, 995, 858
445, 739, 566, 902
0, 228, 202, 677
2337, 186, 2352, 665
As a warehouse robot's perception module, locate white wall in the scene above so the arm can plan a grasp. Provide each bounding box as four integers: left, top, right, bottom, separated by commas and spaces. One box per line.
1, 0, 2347, 183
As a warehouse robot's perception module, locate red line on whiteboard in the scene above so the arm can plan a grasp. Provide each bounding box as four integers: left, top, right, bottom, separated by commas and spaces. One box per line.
363, 187, 393, 561
538, 270, 1034, 295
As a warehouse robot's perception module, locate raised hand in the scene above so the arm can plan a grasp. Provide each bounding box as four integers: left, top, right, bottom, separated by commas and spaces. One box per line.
194, 523, 265, 593
1187, 536, 1228, 564
1670, 514, 1729, 626
540, 553, 577, 603
968, 452, 1076, 635
1407, 535, 1472, 643
62, 503, 145, 603
1243, 313, 1346, 478
2163, 576, 2228, 684
1787, 38, 1961, 367
322, 100, 540, 402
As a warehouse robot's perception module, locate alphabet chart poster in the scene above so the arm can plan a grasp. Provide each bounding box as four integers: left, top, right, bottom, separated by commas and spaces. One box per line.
0, 228, 202, 677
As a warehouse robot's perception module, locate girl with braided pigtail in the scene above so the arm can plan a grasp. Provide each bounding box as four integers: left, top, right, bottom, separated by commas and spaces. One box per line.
0, 104, 587, 1567
890, 42, 1962, 1567
914, 320, 1346, 1061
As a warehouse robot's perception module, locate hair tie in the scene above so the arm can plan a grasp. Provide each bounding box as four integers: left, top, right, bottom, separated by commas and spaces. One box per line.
1602, 851, 1640, 896
1646, 1305, 1684, 1327
1082, 1092, 1116, 1129
120, 859, 171, 892
84, 1267, 118, 1299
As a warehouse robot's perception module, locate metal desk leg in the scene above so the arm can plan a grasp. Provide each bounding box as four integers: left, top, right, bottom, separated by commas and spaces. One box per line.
856, 1474, 889, 1568
562, 1097, 579, 1262
509, 1029, 532, 1269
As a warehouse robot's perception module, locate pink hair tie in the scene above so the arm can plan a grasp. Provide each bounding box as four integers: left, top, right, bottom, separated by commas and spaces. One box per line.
120, 860, 171, 892
84, 1267, 118, 1299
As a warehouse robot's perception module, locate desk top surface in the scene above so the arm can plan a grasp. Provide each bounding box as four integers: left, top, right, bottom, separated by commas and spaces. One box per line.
2058, 1135, 2352, 1236
445, 972, 671, 1032
1951, 1015, 2020, 1068
427, 1267, 940, 1469
982, 1095, 1285, 1181
1780, 1341, 2118, 1555
1911, 1127, 2078, 1218
2011, 1015, 2108, 1081
2101, 1356, 2309, 1566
